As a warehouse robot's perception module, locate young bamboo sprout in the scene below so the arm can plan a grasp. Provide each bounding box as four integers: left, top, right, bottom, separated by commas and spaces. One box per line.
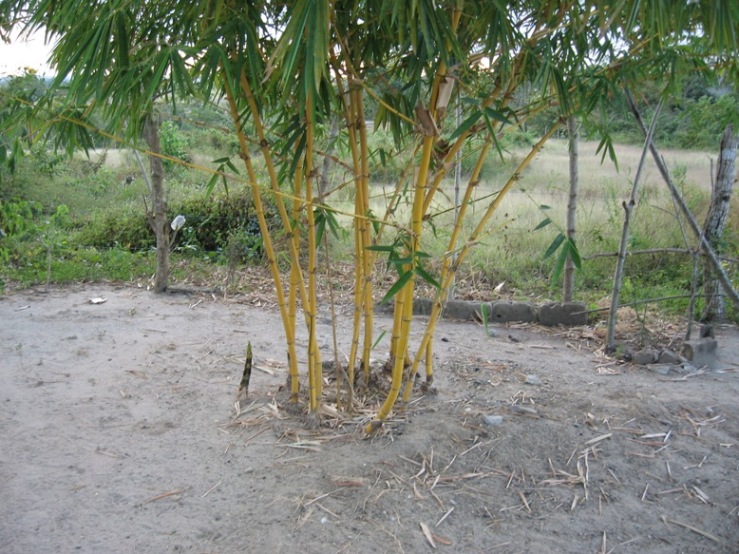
238, 342, 252, 400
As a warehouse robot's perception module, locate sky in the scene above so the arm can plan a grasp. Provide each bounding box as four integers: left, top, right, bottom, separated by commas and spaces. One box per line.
0, 30, 55, 77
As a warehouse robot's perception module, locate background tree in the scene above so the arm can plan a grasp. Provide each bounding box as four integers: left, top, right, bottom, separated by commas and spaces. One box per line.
703, 124, 738, 322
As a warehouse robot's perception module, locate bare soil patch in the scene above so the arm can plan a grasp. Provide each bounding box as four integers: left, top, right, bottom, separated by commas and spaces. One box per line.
1, 285, 738, 553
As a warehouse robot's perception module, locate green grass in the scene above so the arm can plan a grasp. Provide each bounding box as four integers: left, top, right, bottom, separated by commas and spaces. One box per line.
324, 138, 736, 319
2, 136, 736, 322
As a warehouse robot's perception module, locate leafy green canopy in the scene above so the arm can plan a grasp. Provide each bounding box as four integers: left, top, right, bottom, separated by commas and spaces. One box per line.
4, 1, 737, 150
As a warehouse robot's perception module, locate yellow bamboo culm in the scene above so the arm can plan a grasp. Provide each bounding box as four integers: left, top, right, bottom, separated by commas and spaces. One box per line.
366, 133, 435, 432
221, 72, 301, 400
354, 88, 376, 381
288, 162, 303, 399
333, 68, 363, 393
237, 69, 309, 401
404, 142, 492, 399
304, 95, 322, 412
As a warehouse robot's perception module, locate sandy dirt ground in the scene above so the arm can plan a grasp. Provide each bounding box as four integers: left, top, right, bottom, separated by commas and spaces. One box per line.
1, 284, 738, 553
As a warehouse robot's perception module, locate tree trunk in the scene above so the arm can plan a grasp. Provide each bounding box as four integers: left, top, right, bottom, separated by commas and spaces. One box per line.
563, 115, 578, 302
143, 114, 170, 293
702, 124, 738, 321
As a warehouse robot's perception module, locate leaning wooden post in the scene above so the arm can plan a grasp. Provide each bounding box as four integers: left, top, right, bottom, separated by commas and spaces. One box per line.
627, 94, 739, 312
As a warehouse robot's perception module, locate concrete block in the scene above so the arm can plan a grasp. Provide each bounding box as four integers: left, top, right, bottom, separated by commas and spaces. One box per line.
489, 301, 537, 323
443, 300, 480, 321
633, 348, 659, 365
538, 302, 588, 326
658, 349, 682, 364
682, 338, 718, 369
412, 298, 480, 320
412, 298, 434, 316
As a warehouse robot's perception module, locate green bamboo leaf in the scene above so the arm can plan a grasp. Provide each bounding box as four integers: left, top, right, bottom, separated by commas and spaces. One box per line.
481, 111, 496, 140
534, 217, 552, 231
483, 106, 512, 125
224, 159, 241, 175
448, 110, 483, 141
568, 238, 582, 269
144, 50, 171, 102
371, 330, 387, 351
596, 135, 619, 170
114, 12, 130, 68
414, 265, 440, 290
367, 209, 380, 236
543, 233, 566, 259
205, 172, 220, 197
314, 208, 326, 246
380, 270, 413, 305
325, 208, 341, 238
551, 240, 570, 284
388, 256, 414, 268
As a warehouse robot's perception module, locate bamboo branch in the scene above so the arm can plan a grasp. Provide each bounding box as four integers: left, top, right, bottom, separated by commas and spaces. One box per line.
606, 95, 662, 352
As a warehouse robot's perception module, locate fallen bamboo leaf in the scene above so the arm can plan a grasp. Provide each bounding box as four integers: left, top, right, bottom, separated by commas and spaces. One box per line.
202, 481, 221, 497
662, 516, 720, 543
692, 486, 711, 504
330, 476, 366, 487
284, 442, 322, 452
420, 522, 437, 549
519, 491, 532, 512
319, 404, 343, 419
125, 369, 149, 379
640, 432, 667, 439
254, 365, 276, 375
509, 405, 539, 417
141, 487, 187, 504
432, 532, 452, 546
584, 433, 612, 445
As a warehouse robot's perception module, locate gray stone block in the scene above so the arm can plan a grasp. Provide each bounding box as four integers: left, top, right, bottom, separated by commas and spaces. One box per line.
633, 348, 659, 365
443, 300, 480, 321
682, 338, 718, 369
489, 301, 537, 323
412, 298, 480, 320
649, 364, 673, 376
412, 298, 434, 315
538, 302, 588, 326
658, 349, 682, 364
482, 414, 504, 427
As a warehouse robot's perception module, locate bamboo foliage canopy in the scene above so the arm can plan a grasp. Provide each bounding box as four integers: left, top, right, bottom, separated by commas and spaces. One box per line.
6, 0, 738, 428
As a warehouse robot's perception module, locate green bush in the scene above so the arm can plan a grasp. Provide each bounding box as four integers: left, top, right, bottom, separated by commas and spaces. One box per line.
160, 121, 192, 169
78, 192, 275, 260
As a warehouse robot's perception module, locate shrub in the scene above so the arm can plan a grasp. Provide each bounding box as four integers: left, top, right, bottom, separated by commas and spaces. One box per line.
160, 121, 192, 169
78, 192, 275, 260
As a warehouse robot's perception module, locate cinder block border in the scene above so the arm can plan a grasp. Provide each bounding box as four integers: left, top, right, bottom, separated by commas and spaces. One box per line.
410, 298, 589, 327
